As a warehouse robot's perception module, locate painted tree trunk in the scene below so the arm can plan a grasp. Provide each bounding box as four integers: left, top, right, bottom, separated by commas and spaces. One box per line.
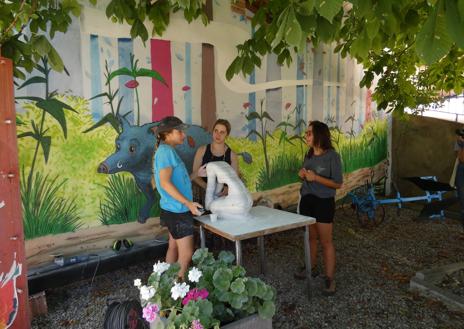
0, 57, 30, 328
201, 0, 217, 131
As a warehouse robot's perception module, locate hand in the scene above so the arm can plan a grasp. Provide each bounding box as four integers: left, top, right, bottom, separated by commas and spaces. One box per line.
298, 168, 306, 179
197, 164, 207, 177
304, 169, 317, 182
219, 185, 229, 197
186, 201, 203, 216
458, 136, 464, 148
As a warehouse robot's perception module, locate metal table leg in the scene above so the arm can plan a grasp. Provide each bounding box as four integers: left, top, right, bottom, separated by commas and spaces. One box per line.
304, 225, 312, 299
258, 236, 266, 275
235, 240, 242, 266
199, 225, 205, 249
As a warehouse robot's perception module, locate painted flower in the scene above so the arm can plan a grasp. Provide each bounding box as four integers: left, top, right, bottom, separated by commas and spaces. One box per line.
188, 267, 202, 283
153, 261, 170, 275
134, 279, 142, 288
142, 303, 160, 323
243, 102, 251, 109
285, 102, 292, 110
125, 79, 139, 88
182, 85, 191, 91
140, 285, 156, 301
182, 288, 209, 306
190, 319, 204, 329
171, 282, 190, 300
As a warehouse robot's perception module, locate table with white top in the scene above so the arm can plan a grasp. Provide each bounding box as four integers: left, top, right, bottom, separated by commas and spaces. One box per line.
195, 206, 316, 298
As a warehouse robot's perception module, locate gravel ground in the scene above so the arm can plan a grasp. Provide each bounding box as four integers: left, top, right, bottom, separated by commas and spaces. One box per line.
32, 206, 464, 329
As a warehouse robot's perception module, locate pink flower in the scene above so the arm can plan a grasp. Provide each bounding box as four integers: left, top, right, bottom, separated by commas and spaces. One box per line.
182, 85, 191, 91
285, 102, 292, 110
190, 319, 204, 329
125, 79, 139, 88
142, 303, 159, 323
182, 288, 209, 306
243, 102, 251, 109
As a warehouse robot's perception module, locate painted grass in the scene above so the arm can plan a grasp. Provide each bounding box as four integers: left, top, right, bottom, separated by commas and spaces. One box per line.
99, 173, 161, 225
21, 171, 82, 240
255, 153, 302, 191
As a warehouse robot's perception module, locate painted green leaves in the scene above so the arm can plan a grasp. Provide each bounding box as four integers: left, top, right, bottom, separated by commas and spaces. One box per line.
16, 57, 76, 164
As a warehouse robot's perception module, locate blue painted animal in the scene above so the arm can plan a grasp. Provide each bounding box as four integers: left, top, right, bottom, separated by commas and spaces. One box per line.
98, 117, 212, 223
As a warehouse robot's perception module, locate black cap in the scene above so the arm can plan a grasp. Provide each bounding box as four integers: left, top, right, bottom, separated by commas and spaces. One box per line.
157, 116, 188, 134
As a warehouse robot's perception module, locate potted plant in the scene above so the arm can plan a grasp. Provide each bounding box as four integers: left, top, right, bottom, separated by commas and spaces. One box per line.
134, 249, 276, 329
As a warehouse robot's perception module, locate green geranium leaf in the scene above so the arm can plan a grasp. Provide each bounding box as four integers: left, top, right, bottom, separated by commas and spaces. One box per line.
258, 301, 276, 319
230, 293, 248, 309
245, 279, 258, 296
231, 265, 246, 278
218, 251, 235, 264
192, 248, 208, 264
230, 278, 245, 294
213, 268, 233, 291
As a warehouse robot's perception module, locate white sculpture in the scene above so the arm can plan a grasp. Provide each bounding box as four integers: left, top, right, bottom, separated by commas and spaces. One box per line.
203, 161, 253, 220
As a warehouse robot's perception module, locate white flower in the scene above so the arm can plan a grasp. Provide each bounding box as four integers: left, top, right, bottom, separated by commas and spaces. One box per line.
140, 285, 156, 301
153, 261, 170, 275
134, 279, 142, 288
188, 267, 202, 283
170, 282, 190, 300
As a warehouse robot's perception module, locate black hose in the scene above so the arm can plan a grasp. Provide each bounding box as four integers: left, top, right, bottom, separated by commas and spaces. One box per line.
103, 299, 149, 329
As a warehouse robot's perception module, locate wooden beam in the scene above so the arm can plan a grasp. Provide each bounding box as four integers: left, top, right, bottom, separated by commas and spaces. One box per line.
0, 56, 30, 329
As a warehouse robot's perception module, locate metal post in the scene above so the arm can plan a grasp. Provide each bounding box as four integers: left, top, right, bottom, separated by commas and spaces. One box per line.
199, 225, 205, 249
235, 240, 242, 266
304, 225, 312, 299
258, 236, 266, 275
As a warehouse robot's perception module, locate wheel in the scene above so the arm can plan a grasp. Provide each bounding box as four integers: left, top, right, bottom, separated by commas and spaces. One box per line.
356, 204, 386, 228
341, 195, 357, 217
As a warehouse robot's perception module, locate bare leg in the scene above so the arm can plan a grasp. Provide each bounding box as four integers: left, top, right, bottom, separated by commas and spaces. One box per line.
166, 233, 178, 264
176, 235, 194, 279
309, 225, 319, 268
317, 222, 335, 279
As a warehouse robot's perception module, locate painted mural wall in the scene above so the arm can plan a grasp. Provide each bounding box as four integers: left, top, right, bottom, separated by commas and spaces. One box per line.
15, 2, 387, 241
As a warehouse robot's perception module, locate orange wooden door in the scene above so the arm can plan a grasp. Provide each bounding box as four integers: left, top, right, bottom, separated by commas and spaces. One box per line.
0, 57, 30, 329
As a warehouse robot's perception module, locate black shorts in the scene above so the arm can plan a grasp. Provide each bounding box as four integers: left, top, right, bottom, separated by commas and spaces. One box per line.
160, 209, 195, 239
299, 194, 335, 224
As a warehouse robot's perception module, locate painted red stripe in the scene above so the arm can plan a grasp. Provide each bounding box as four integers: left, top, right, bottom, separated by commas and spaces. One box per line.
151, 39, 173, 121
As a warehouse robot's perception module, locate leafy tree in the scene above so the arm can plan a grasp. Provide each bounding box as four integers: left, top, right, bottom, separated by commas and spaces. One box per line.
0, 0, 85, 78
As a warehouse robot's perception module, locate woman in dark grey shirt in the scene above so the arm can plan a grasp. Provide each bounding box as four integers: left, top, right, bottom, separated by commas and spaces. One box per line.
295, 121, 343, 296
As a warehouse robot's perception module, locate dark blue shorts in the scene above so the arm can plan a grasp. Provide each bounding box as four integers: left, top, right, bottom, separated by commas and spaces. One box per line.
299, 194, 335, 223
160, 209, 195, 239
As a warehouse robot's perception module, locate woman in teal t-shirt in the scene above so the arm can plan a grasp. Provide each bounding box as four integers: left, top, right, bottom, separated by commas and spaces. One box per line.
153, 116, 202, 279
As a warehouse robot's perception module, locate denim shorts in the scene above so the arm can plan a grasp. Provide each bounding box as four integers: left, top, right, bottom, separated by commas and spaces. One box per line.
299, 194, 335, 223
160, 209, 195, 239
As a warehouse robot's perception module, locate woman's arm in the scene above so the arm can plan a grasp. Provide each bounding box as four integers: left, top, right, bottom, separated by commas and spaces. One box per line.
230, 151, 239, 175
159, 167, 202, 215
190, 146, 207, 189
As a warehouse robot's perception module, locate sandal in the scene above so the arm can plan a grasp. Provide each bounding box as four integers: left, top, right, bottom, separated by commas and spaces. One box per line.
322, 277, 336, 296
293, 265, 320, 280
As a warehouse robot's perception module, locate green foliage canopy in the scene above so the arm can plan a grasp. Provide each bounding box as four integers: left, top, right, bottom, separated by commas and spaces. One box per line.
106, 0, 464, 113
0, 0, 83, 78
2, 0, 463, 113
